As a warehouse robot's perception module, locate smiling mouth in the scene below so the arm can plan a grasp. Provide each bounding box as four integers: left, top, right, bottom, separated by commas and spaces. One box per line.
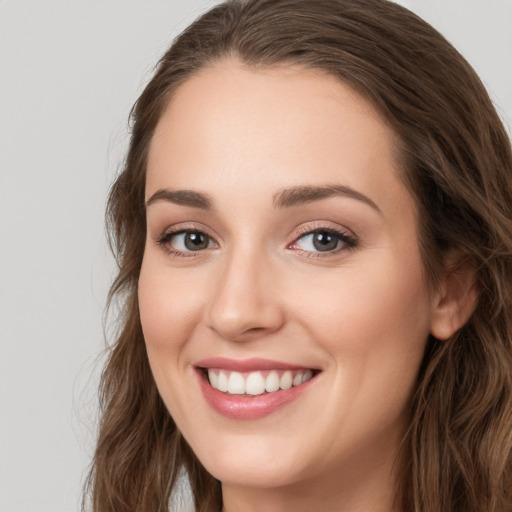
199, 368, 317, 396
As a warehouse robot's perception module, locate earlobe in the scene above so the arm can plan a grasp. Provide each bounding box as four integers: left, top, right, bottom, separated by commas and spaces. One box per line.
429, 256, 479, 340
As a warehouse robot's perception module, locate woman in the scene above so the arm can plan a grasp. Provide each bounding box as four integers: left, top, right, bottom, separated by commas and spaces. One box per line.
85, 0, 512, 511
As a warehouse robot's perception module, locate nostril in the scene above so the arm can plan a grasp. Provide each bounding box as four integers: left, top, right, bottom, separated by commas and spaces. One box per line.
207, 322, 280, 342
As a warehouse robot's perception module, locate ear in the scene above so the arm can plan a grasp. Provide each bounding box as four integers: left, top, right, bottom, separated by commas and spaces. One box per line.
430, 254, 479, 340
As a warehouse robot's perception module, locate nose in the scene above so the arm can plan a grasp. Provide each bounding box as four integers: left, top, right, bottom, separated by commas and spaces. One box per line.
205, 247, 285, 342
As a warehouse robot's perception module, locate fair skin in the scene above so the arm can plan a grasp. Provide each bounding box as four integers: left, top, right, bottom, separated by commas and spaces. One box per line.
138, 61, 474, 512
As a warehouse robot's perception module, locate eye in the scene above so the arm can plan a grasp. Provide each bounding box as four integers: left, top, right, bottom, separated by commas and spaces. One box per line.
157, 229, 217, 255
290, 228, 357, 254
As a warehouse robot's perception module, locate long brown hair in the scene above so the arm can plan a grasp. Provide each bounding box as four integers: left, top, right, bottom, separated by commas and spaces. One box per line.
84, 1, 512, 510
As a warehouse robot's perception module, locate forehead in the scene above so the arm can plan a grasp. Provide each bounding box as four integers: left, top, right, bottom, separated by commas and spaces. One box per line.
146, 60, 412, 220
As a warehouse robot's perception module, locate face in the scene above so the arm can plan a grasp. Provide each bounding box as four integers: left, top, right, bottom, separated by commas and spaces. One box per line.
139, 61, 436, 495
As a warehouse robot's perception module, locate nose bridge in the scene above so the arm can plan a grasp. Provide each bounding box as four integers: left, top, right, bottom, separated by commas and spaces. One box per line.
206, 238, 283, 340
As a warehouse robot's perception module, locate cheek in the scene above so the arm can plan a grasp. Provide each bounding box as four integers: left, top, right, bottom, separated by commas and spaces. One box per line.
291, 249, 431, 394
137, 262, 205, 413
137, 257, 207, 421
288, 255, 431, 451
138, 259, 203, 354
301, 245, 431, 343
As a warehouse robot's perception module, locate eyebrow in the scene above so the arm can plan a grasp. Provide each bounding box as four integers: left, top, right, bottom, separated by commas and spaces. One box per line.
273, 185, 381, 213
145, 184, 381, 213
145, 188, 213, 209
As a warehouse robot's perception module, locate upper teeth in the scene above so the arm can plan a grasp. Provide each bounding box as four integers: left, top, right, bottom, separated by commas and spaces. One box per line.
207, 369, 314, 396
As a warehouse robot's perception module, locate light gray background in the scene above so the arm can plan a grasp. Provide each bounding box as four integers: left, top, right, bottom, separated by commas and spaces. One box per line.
0, 1, 511, 511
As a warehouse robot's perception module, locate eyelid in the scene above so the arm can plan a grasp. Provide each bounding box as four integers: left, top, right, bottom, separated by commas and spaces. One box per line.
152, 220, 358, 258
154, 222, 220, 257
153, 222, 218, 242
288, 221, 358, 256
294, 221, 355, 236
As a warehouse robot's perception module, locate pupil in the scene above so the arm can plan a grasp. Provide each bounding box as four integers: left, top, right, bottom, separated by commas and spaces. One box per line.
185, 232, 208, 251
313, 231, 338, 251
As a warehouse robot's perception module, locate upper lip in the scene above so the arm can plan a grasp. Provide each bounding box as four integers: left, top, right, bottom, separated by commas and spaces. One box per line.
195, 357, 318, 372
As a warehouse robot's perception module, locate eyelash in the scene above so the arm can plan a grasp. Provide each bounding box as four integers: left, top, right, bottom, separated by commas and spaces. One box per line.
155, 225, 358, 259
156, 227, 217, 258
291, 225, 358, 258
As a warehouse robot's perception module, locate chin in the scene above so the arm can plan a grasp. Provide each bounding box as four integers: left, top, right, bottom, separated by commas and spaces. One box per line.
202, 454, 303, 489
183, 429, 310, 489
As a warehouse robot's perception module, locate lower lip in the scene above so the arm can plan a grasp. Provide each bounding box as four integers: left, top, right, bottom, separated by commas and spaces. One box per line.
196, 369, 316, 420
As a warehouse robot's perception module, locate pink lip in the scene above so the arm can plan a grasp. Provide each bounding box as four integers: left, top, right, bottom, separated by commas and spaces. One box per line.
194, 358, 319, 420
195, 357, 310, 372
